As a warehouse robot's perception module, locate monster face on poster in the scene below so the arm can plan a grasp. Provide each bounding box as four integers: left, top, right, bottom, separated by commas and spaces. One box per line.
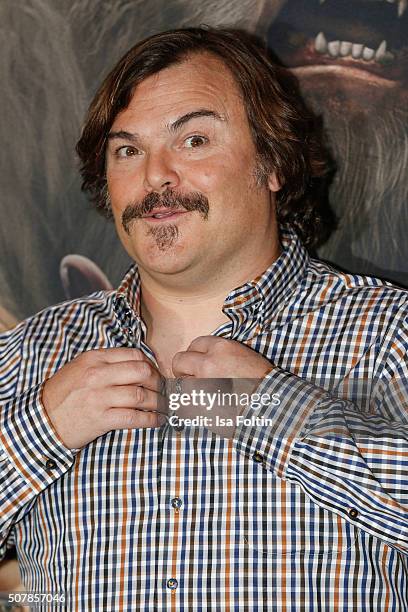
0, 1, 407, 609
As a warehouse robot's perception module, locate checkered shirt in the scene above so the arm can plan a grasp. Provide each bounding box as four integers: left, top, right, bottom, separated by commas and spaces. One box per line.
1, 227, 407, 611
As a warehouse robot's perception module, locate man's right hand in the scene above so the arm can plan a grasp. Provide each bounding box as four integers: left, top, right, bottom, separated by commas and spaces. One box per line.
41, 348, 166, 449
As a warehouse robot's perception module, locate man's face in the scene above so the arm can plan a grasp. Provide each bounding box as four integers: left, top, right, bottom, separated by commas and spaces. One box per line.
106, 53, 279, 288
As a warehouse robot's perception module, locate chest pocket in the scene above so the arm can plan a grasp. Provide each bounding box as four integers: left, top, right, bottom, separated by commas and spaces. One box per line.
241, 470, 359, 557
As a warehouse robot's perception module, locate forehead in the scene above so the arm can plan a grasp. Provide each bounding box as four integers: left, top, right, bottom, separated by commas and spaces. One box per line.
112, 53, 246, 127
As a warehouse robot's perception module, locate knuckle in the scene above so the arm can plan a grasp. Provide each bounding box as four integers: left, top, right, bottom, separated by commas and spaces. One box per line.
133, 386, 144, 404
85, 365, 99, 385
175, 351, 185, 365
213, 338, 225, 352
80, 349, 96, 363
202, 360, 213, 378
143, 411, 157, 428
118, 412, 137, 429
172, 354, 181, 372
108, 410, 135, 430
138, 360, 152, 379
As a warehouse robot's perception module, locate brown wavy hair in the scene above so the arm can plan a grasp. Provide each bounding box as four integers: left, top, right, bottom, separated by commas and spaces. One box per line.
76, 26, 333, 248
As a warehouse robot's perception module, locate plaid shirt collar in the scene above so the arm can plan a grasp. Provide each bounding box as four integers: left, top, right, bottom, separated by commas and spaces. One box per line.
113, 225, 309, 330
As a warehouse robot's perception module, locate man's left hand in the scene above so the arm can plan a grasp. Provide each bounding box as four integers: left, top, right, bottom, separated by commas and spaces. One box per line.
172, 336, 272, 380
170, 337, 273, 438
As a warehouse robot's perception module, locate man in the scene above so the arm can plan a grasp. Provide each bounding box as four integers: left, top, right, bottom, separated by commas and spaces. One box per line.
0, 27, 407, 610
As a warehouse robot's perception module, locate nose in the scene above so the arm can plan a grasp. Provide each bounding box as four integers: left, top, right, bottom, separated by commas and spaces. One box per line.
143, 149, 180, 193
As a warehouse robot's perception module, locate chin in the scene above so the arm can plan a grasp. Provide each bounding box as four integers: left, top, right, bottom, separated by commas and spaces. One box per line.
135, 245, 196, 278
126, 221, 203, 274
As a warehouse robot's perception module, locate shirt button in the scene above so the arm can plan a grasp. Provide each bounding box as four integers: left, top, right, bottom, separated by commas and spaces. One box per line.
167, 578, 178, 590
171, 497, 182, 510
348, 508, 359, 519
252, 451, 264, 463
172, 420, 185, 432
45, 458, 57, 470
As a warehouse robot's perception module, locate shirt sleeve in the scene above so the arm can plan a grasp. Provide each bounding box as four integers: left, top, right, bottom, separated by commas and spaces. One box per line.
232, 316, 408, 555
0, 322, 77, 561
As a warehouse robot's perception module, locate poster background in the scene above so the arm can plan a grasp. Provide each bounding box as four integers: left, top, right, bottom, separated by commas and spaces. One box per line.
0, 0, 407, 331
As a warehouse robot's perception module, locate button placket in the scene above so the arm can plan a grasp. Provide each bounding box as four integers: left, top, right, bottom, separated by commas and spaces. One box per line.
166, 577, 178, 591
44, 458, 57, 471
171, 497, 182, 514
120, 306, 138, 345
172, 421, 185, 433
252, 451, 264, 464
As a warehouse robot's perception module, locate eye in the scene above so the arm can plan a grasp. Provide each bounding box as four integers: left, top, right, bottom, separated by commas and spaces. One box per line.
116, 145, 140, 158
184, 135, 208, 148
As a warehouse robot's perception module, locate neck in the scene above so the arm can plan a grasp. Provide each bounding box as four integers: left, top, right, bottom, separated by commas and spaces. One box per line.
139, 235, 281, 370
140, 285, 231, 376
140, 212, 281, 306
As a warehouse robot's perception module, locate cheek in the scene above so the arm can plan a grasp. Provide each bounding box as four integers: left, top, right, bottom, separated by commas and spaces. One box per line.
187, 159, 238, 196
186, 163, 219, 192
107, 175, 126, 204
111, 207, 126, 238
107, 167, 143, 204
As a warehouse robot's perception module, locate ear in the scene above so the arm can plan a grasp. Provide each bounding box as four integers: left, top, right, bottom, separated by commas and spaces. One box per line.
267, 172, 281, 193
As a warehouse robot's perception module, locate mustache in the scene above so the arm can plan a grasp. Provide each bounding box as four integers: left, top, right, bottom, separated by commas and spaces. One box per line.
121, 189, 209, 234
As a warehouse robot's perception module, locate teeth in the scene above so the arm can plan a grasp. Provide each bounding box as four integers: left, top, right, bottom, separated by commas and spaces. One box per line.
328, 40, 340, 57
388, 0, 407, 16
351, 43, 364, 59
315, 31, 327, 53
152, 212, 173, 218
340, 41, 352, 56
362, 46, 375, 60
314, 32, 394, 63
375, 39, 387, 60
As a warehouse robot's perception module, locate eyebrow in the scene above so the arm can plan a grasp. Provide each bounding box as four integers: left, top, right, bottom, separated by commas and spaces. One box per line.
107, 109, 225, 143
168, 109, 225, 132
107, 130, 140, 144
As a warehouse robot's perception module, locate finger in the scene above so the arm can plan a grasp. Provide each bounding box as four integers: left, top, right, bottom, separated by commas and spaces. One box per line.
99, 360, 164, 391
187, 335, 216, 353
88, 347, 148, 364
101, 385, 168, 414
106, 408, 167, 431
172, 350, 206, 377
109, 359, 163, 393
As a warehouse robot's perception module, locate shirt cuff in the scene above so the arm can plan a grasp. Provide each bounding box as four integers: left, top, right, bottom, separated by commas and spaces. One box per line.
232, 366, 328, 478
0, 381, 77, 493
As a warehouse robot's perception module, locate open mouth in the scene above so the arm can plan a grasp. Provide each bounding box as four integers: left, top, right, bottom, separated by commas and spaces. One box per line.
267, 0, 407, 84
142, 209, 188, 221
